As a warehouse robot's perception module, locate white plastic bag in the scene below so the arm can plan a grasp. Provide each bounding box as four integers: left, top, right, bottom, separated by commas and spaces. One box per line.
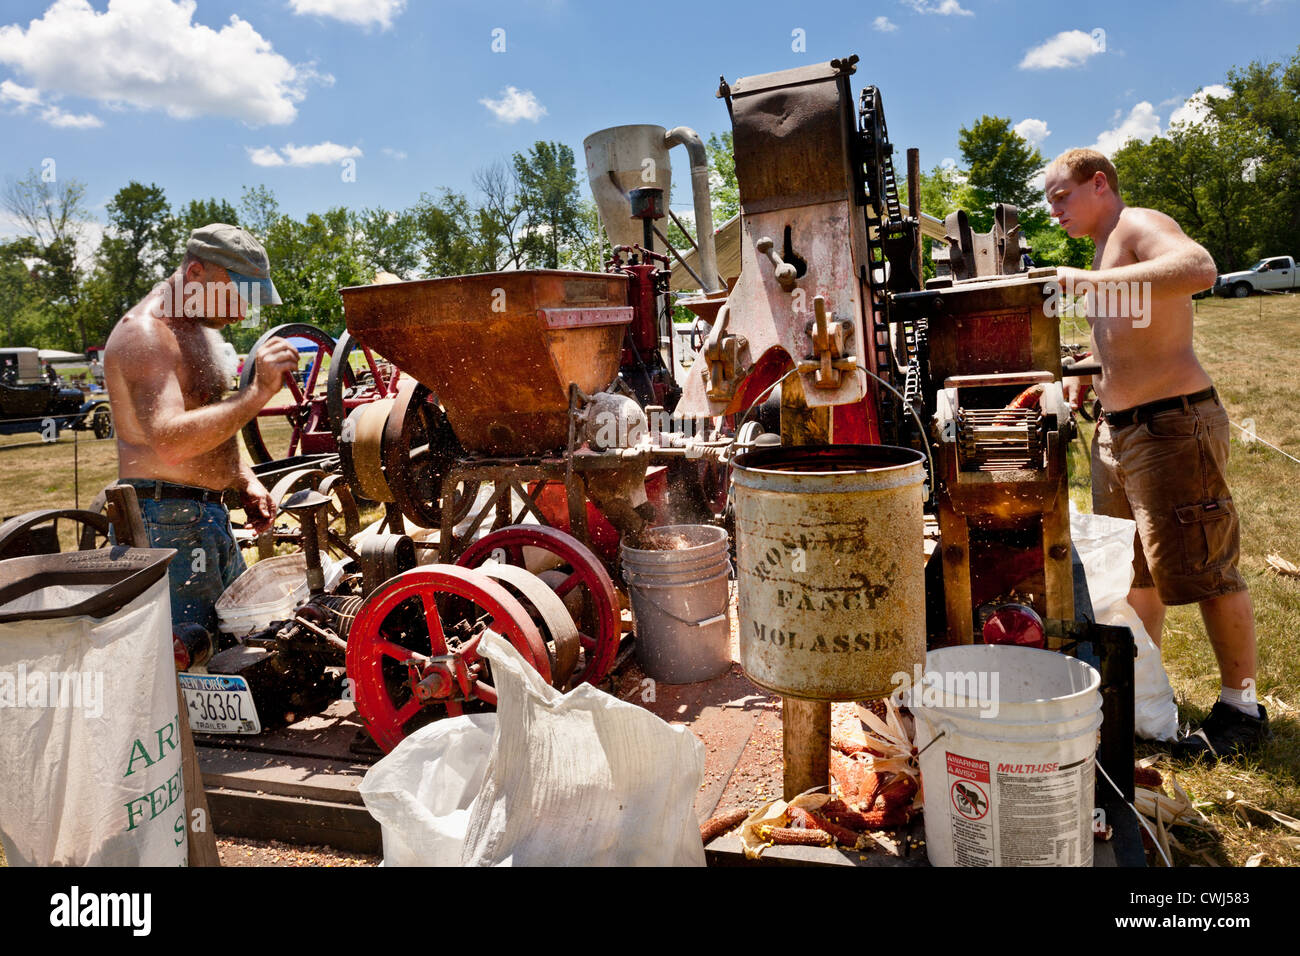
359, 714, 496, 867
1070, 507, 1179, 740
0, 553, 188, 866
360, 631, 707, 866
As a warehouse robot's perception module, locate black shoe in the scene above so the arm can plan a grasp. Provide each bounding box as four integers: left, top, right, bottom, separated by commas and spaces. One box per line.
1170, 701, 1271, 762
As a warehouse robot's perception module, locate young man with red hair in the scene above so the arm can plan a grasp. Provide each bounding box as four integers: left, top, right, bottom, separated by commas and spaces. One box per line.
1044, 148, 1268, 760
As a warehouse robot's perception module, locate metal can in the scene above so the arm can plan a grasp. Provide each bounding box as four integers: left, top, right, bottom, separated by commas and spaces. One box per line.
731, 444, 926, 701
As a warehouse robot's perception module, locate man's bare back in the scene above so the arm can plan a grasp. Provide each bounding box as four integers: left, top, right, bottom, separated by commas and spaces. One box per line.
1084, 206, 1214, 410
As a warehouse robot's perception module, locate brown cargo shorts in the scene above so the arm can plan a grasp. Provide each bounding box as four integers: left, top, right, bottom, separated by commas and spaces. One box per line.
1091, 392, 1247, 605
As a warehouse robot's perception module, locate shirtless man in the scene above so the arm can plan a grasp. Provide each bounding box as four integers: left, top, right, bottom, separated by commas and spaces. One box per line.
1045, 148, 1268, 760
104, 224, 298, 635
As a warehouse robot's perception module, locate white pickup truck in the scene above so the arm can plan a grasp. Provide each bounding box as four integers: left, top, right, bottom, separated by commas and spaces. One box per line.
1212, 255, 1299, 297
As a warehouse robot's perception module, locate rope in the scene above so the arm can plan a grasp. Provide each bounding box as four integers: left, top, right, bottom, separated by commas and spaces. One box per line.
1228, 419, 1300, 466
1096, 759, 1172, 868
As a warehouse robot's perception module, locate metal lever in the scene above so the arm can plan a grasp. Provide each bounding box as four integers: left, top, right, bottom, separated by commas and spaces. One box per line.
755, 236, 798, 292
799, 295, 853, 389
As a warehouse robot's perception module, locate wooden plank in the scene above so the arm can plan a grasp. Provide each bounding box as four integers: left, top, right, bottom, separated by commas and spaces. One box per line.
198, 747, 370, 805
207, 788, 381, 855
177, 681, 222, 867
104, 483, 148, 548
937, 498, 974, 645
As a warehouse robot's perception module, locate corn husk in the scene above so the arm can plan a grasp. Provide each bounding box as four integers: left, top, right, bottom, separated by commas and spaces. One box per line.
739, 791, 854, 860
1133, 771, 1216, 867
1266, 552, 1300, 578
848, 696, 922, 808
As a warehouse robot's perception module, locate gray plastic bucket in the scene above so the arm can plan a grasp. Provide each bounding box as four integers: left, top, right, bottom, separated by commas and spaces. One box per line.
621, 524, 732, 683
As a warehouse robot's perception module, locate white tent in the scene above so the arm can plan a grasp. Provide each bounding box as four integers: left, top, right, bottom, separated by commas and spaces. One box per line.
38, 349, 86, 363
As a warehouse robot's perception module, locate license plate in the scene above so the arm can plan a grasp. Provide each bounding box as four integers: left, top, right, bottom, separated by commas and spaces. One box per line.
178, 673, 261, 735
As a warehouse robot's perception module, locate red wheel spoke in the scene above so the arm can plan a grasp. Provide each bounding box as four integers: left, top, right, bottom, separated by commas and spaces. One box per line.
284, 375, 305, 405
373, 638, 415, 662
554, 570, 581, 597
394, 697, 423, 725
260, 404, 296, 416
579, 633, 597, 650
420, 591, 449, 653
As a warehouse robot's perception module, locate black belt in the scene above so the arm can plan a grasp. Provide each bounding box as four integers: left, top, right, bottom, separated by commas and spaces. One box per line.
1103, 387, 1218, 430
124, 479, 227, 504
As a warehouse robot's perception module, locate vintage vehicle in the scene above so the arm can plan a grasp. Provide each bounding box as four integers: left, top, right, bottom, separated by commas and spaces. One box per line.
0, 348, 112, 439
1213, 255, 1299, 297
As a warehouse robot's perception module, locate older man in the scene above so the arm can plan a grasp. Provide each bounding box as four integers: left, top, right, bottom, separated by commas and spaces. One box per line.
104, 224, 298, 634
1044, 148, 1267, 761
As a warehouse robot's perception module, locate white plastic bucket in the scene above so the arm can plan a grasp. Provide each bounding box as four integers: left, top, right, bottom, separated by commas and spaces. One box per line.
621, 525, 732, 683
215, 553, 342, 638
907, 645, 1102, 867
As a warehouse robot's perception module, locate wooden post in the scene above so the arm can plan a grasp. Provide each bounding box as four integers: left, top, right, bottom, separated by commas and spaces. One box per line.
105, 482, 222, 867
907, 147, 923, 287
937, 498, 974, 645
778, 374, 832, 798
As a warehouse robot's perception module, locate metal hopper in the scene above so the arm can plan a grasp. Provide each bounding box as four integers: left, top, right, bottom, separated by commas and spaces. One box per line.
340, 270, 631, 455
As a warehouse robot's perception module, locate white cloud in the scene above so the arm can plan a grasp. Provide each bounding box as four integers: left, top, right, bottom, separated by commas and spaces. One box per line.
0, 77, 102, 128
1019, 30, 1103, 70
289, 0, 406, 30
381, 147, 408, 160
0, 79, 41, 108
901, 0, 973, 14
42, 104, 102, 128
247, 146, 287, 167
0, 0, 328, 126
480, 86, 547, 123
1014, 118, 1050, 147
1092, 101, 1161, 156
247, 141, 362, 167
1168, 84, 1230, 128
873, 16, 898, 31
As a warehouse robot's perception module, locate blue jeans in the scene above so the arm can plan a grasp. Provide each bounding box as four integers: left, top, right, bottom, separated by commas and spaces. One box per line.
114, 483, 247, 634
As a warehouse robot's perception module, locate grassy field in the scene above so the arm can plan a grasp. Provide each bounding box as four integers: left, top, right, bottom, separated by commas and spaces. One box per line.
3, 297, 1297, 866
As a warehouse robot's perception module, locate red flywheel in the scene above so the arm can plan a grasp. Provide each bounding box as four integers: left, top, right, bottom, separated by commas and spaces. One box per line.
456, 525, 621, 686
346, 564, 551, 753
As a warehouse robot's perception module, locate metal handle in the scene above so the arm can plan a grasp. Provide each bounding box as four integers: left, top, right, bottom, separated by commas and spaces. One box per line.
756, 237, 798, 292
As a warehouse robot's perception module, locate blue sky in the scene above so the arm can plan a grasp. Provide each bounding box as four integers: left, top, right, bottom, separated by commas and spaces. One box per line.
1, 0, 1298, 248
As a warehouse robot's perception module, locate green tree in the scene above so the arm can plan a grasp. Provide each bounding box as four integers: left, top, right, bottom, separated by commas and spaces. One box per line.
355, 206, 419, 279
1, 169, 91, 349
957, 116, 1046, 233
1209, 47, 1300, 258
413, 189, 487, 277
94, 181, 170, 325
1113, 115, 1272, 271
706, 131, 739, 223
514, 141, 582, 269
161, 197, 240, 265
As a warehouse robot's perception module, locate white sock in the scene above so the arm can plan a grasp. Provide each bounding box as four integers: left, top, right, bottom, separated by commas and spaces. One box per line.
1218, 685, 1258, 716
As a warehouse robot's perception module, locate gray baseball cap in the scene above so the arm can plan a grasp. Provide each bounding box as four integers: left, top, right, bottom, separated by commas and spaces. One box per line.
186, 223, 282, 306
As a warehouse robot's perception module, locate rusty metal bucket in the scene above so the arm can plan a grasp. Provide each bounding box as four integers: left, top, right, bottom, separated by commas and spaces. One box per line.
731, 444, 927, 701
340, 271, 630, 455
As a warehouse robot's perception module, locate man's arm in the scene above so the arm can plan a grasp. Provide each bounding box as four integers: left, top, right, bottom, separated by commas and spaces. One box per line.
108, 322, 297, 468
1059, 208, 1217, 298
